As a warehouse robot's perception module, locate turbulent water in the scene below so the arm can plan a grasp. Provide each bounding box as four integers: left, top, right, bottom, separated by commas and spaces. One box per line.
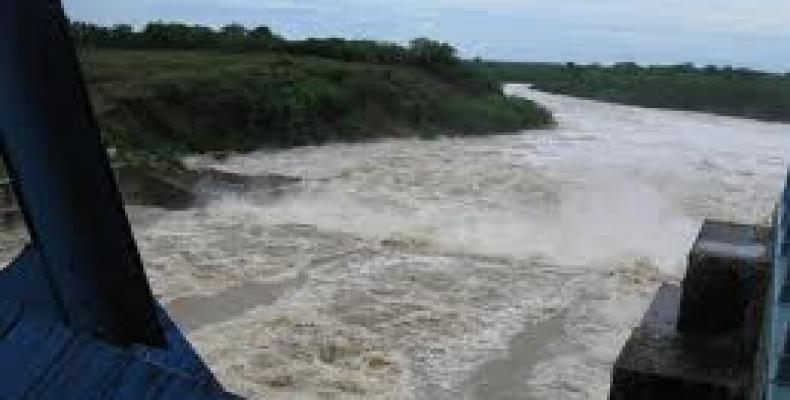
5, 85, 789, 399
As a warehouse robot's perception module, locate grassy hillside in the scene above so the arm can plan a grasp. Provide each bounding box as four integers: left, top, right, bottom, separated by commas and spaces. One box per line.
472, 61, 790, 122
81, 50, 553, 164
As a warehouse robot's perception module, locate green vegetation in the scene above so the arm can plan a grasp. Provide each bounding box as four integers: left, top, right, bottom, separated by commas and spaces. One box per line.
72, 22, 553, 161
473, 61, 790, 122
70, 22, 458, 68
84, 51, 552, 158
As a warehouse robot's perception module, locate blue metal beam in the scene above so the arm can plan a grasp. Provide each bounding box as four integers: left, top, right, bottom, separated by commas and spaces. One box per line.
0, 0, 164, 347
0, 1, 242, 397
766, 170, 790, 399
0, 299, 240, 399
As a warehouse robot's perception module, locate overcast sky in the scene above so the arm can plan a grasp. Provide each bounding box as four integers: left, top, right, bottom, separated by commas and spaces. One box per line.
64, 0, 790, 71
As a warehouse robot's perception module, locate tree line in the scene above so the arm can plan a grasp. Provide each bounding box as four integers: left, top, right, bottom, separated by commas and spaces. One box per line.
70, 21, 459, 69
473, 61, 790, 122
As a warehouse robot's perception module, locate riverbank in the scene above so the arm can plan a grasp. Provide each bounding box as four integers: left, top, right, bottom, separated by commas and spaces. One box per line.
473, 61, 790, 123
80, 49, 553, 168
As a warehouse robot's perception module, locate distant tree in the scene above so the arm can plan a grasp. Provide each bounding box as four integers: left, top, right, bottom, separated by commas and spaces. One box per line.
139, 22, 214, 48
110, 24, 134, 44
70, 22, 112, 46
408, 38, 458, 67
244, 25, 282, 50
221, 23, 247, 38
614, 61, 638, 70
249, 26, 274, 39
673, 62, 695, 72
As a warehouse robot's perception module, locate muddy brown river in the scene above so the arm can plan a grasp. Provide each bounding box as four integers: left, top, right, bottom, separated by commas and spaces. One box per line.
3, 85, 789, 399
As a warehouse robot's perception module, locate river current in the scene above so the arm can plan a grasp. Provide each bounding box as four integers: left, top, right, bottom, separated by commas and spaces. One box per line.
11, 85, 790, 399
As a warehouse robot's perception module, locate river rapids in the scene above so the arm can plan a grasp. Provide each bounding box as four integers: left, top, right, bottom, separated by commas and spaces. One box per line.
5, 85, 790, 399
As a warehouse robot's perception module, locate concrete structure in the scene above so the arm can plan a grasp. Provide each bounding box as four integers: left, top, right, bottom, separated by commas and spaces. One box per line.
611, 171, 790, 400
610, 220, 771, 399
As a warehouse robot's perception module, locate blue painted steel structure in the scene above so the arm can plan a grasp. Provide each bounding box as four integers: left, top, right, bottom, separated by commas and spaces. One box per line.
767, 170, 790, 399
0, 0, 241, 398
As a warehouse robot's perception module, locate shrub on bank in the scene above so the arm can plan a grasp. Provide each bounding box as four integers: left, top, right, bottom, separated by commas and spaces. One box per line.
83, 50, 554, 156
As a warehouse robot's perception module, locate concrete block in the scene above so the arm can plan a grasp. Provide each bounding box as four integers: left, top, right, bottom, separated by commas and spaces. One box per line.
610, 284, 752, 400
610, 221, 772, 400
678, 220, 770, 336
677, 221, 770, 372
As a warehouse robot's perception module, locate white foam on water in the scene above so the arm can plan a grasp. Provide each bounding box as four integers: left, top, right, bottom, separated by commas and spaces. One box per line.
133, 85, 790, 399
